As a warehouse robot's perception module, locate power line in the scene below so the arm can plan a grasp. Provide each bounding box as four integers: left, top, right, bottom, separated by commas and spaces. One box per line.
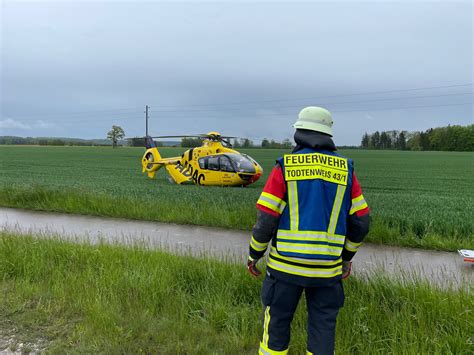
59, 101, 474, 124
8, 92, 473, 122
139, 101, 474, 120
249, 102, 474, 117
333, 101, 474, 113
3, 83, 472, 123
4, 116, 144, 125
6, 113, 142, 123
150, 83, 473, 108
5, 101, 472, 126
5, 107, 141, 120
148, 92, 474, 114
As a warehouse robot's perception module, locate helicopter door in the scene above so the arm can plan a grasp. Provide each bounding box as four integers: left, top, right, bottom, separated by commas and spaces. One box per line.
219, 156, 234, 184
197, 156, 220, 184
207, 156, 219, 171
219, 156, 235, 173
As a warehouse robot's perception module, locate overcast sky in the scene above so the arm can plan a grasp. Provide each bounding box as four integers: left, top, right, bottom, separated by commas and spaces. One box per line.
1, 0, 472, 145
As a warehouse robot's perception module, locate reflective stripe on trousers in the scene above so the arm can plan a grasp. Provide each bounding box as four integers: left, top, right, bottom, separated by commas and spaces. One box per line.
259, 274, 343, 355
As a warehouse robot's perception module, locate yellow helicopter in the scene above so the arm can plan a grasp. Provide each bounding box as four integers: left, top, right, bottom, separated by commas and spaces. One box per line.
141, 132, 263, 186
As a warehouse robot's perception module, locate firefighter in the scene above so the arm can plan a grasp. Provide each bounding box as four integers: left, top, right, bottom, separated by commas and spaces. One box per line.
247, 106, 370, 355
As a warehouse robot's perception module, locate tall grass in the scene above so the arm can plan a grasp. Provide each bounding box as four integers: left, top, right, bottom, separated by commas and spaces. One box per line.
0, 184, 471, 251
0, 233, 471, 354
0, 146, 473, 250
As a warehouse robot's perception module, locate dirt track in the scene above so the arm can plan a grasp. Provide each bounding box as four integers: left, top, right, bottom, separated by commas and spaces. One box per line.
0, 207, 471, 289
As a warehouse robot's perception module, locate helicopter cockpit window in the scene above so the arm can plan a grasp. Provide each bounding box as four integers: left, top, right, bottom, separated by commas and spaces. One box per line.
226, 154, 256, 173
220, 156, 235, 172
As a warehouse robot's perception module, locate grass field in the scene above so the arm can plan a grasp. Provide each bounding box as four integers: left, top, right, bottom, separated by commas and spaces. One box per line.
0, 146, 473, 250
0, 233, 471, 354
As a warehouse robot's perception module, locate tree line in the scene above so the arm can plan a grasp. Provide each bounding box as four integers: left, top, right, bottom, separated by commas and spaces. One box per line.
180, 137, 294, 148
0, 136, 112, 146
361, 125, 473, 151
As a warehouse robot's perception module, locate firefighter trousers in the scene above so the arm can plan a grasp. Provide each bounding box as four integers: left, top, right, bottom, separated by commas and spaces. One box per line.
259, 273, 344, 355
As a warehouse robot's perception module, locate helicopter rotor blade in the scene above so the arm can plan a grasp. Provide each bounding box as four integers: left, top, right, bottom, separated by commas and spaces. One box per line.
221, 138, 233, 147
151, 135, 239, 140
149, 135, 206, 139
195, 134, 239, 139
143, 134, 241, 140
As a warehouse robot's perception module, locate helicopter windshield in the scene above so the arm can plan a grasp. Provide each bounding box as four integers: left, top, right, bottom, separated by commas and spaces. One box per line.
226, 154, 256, 173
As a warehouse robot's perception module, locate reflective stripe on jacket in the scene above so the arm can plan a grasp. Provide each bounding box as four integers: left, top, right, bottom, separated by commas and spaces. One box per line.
275, 148, 354, 264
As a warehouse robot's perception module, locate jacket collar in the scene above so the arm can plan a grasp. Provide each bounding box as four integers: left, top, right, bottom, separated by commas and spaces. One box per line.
292, 129, 337, 152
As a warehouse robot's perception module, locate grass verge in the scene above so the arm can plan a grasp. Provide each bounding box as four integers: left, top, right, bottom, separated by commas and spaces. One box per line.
0, 233, 472, 354
0, 185, 472, 251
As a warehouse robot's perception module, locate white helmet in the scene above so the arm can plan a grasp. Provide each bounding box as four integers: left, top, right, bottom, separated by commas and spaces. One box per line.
293, 106, 333, 136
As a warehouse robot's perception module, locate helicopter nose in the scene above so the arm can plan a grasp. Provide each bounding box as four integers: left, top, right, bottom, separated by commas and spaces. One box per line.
249, 173, 262, 184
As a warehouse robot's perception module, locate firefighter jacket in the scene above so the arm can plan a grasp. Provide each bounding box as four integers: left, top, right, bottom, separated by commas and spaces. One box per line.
248, 130, 370, 286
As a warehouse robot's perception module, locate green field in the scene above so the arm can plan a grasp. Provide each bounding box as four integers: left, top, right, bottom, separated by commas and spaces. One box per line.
0, 146, 473, 250
0, 233, 471, 354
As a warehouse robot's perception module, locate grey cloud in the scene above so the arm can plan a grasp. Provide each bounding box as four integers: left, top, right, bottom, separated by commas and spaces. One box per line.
1, 1, 472, 144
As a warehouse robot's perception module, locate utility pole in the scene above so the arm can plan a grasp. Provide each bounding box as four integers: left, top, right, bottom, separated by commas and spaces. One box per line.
145, 105, 149, 136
